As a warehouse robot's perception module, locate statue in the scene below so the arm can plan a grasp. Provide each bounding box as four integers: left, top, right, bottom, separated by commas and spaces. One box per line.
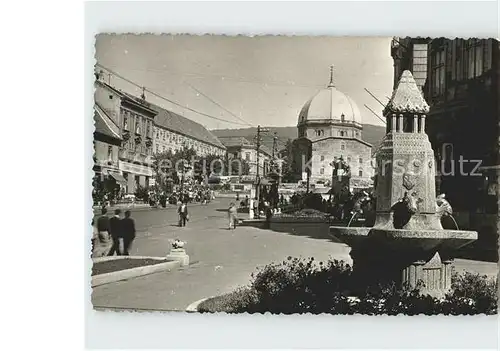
331, 156, 351, 178
436, 193, 453, 218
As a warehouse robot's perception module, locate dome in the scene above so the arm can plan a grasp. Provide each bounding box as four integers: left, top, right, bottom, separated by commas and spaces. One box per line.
298, 67, 362, 125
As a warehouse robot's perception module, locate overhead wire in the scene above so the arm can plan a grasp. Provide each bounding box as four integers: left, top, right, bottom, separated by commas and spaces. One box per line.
186, 83, 254, 127
95, 63, 248, 127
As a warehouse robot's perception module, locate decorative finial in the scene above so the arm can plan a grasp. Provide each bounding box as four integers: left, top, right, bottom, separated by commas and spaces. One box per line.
328, 65, 335, 87
141, 87, 146, 100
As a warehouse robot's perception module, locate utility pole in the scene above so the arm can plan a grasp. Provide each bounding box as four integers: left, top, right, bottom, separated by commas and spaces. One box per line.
255, 125, 269, 211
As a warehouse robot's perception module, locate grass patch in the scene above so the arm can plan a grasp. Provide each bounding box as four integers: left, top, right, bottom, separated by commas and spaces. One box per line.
92, 258, 168, 276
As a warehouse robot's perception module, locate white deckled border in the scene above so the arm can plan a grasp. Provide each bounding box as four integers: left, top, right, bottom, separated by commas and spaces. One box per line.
91, 256, 180, 288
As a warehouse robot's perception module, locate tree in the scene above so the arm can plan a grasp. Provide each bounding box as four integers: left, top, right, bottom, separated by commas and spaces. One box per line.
280, 139, 298, 183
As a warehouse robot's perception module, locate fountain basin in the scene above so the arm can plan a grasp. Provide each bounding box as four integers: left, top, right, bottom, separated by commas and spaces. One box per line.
329, 226, 478, 297
330, 226, 477, 252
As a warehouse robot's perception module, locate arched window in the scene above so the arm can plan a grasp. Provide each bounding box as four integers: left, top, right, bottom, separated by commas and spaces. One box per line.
341, 144, 345, 151
358, 169, 363, 177
320, 155, 325, 161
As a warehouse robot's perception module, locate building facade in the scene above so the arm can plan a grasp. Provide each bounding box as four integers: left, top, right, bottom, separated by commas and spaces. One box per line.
292, 68, 374, 187
218, 136, 272, 177
390, 37, 499, 258
93, 104, 125, 199
391, 37, 499, 213
94, 79, 157, 194
151, 104, 226, 158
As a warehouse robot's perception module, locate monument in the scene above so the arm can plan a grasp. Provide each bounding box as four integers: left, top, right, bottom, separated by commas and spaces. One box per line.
330, 71, 477, 297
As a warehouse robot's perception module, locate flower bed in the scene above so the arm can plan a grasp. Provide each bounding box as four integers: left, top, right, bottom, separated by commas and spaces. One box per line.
197, 257, 498, 315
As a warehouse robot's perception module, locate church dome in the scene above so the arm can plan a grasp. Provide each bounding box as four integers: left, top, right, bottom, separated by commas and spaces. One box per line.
298, 67, 362, 125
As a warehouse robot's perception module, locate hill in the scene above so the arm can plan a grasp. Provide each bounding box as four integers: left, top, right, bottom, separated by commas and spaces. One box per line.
211, 124, 386, 152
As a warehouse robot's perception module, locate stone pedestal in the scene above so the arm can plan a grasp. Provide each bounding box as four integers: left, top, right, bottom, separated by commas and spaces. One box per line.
166, 248, 189, 267
402, 252, 454, 297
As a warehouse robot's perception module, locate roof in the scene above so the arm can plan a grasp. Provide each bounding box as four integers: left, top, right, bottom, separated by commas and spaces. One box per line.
96, 80, 224, 149
218, 136, 253, 148
219, 136, 273, 156
151, 103, 225, 149
384, 70, 430, 115
94, 105, 121, 140
298, 69, 362, 126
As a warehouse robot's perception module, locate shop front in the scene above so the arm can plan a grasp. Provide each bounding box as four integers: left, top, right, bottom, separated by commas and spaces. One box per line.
119, 161, 153, 194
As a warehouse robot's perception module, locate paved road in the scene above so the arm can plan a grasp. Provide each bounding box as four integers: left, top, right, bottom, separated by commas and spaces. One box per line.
91, 199, 498, 311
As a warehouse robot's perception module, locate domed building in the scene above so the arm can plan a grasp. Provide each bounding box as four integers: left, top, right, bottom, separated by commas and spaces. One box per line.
292, 66, 374, 188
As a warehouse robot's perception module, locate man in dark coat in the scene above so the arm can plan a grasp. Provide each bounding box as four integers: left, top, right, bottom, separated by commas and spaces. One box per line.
108, 209, 122, 256
178, 201, 189, 227
121, 210, 136, 256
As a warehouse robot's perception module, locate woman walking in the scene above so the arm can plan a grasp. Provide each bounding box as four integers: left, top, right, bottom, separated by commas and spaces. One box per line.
228, 202, 238, 230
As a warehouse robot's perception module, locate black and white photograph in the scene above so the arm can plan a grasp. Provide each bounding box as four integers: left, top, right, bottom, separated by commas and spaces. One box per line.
91, 34, 498, 316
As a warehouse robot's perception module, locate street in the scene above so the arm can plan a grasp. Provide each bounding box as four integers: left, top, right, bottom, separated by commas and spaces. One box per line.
91, 199, 497, 311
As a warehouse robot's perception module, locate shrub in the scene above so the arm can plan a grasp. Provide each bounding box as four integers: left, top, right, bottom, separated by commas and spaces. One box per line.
134, 185, 149, 202
198, 256, 498, 315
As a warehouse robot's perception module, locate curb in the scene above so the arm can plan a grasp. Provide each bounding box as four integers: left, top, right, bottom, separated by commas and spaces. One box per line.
91, 256, 181, 288
186, 297, 212, 312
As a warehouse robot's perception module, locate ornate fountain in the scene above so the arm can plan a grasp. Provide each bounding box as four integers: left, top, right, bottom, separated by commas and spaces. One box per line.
330, 71, 477, 297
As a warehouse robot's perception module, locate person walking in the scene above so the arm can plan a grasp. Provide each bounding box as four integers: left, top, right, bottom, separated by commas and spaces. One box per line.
228, 202, 238, 230
108, 209, 122, 256
178, 201, 189, 227
92, 208, 112, 257
121, 210, 136, 256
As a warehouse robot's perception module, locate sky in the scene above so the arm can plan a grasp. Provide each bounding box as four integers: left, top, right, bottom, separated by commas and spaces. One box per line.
95, 35, 394, 130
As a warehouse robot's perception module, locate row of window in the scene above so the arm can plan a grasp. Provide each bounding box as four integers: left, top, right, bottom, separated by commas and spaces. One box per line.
124, 138, 152, 155
154, 127, 220, 155
319, 155, 363, 163
121, 108, 153, 137
430, 39, 493, 97
314, 129, 360, 138
319, 168, 363, 177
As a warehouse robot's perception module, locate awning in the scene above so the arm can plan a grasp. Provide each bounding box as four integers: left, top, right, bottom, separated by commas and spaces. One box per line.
109, 172, 127, 184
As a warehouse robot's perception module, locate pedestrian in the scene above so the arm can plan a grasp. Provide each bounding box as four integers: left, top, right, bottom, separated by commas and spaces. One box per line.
121, 210, 136, 256
265, 201, 273, 229
228, 202, 238, 230
252, 197, 259, 219
108, 209, 122, 256
178, 201, 189, 227
92, 208, 112, 258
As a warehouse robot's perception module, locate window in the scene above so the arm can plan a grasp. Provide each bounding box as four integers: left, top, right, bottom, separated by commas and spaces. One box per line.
123, 112, 129, 130
340, 131, 344, 137
245, 152, 250, 161
359, 157, 363, 164
107, 146, 113, 160
341, 144, 345, 151
320, 168, 324, 175
135, 117, 141, 134
431, 49, 445, 96
156, 128, 159, 139
347, 156, 351, 163
355, 131, 359, 138
320, 155, 325, 161
358, 170, 363, 177
454, 40, 463, 81
474, 43, 483, 77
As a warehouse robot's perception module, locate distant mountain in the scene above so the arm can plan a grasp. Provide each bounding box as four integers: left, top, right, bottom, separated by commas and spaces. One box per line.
211, 124, 386, 152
